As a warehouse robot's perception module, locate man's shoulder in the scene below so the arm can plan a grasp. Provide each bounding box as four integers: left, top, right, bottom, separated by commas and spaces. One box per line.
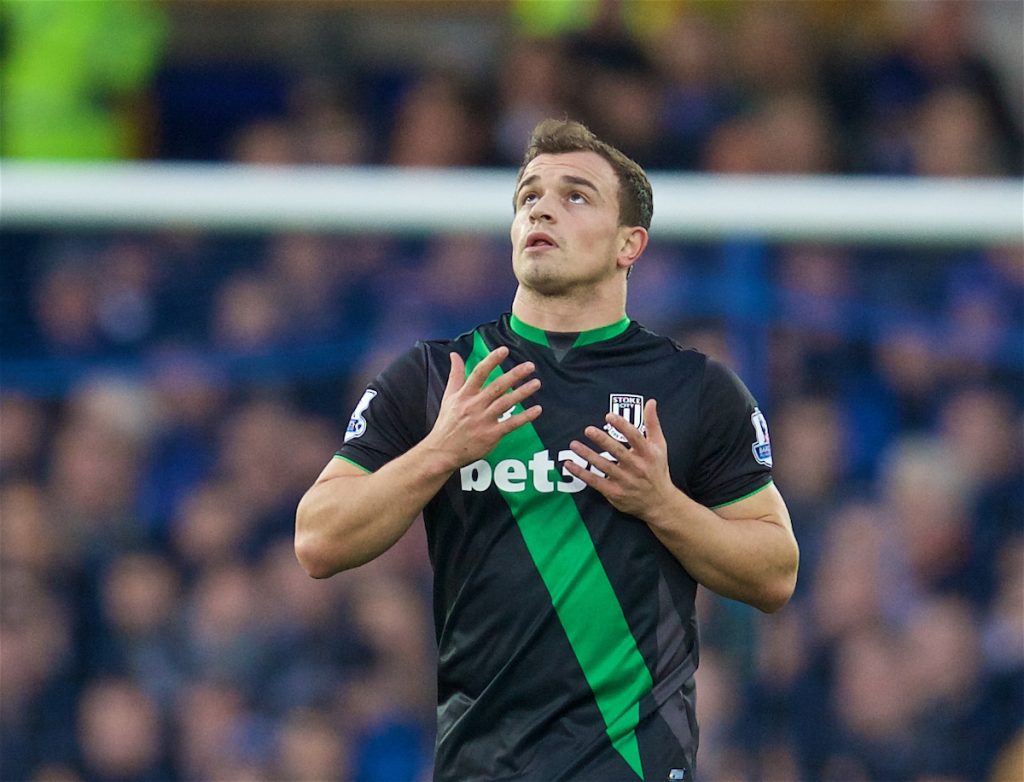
415, 317, 505, 355
627, 322, 709, 369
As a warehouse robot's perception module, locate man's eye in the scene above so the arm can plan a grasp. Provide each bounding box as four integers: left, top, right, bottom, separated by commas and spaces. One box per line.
568, 192, 587, 204
521, 193, 538, 206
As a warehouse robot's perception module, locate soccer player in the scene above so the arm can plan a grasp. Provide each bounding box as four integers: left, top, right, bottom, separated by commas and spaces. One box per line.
295, 119, 799, 781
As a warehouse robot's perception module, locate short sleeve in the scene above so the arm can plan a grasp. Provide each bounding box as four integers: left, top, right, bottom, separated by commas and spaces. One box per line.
335, 345, 428, 473
687, 359, 773, 508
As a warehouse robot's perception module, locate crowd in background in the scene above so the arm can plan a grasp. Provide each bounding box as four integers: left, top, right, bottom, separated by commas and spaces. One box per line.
1, 1, 1022, 781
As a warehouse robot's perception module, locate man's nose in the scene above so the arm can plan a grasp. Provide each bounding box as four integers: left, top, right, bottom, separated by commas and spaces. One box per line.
529, 195, 554, 222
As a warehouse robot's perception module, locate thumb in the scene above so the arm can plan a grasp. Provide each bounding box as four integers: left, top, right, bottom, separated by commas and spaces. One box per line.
445, 352, 466, 397
645, 398, 665, 445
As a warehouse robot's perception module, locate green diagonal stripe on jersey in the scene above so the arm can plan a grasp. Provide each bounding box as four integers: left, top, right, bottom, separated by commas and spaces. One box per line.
467, 330, 653, 780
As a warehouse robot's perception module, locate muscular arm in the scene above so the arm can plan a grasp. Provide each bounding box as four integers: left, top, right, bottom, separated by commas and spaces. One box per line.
566, 399, 798, 612
295, 346, 541, 578
642, 482, 797, 612
295, 446, 455, 578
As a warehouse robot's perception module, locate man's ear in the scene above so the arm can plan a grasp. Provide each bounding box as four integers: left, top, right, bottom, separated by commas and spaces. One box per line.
617, 226, 648, 273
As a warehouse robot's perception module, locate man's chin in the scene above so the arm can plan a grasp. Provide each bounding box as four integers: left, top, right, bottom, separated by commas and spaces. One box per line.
516, 269, 572, 297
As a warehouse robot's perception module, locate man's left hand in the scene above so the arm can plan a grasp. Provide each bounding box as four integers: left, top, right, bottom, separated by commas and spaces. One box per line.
564, 398, 677, 519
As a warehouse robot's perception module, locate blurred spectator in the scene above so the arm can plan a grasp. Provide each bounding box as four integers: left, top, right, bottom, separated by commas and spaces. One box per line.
773, 244, 860, 395
340, 567, 435, 782
92, 241, 164, 354
912, 86, 1004, 176
754, 94, 837, 174
769, 396, 846, 583
137, 349, 226, 530
387, 74, 492, 167
93, 552, 184, 701
0, 481, 67, 578
76, 676, 169, 781
274, 706, 351, 782
831, 625, 915, 779
48, 393, 151, 564
811, 503, 888, 644
0, 574, 78, 779
227, 80, 372, 167
692, 648, 744, 781
731, 3, 823, 100
172, 679, 253, 780
1, 0, 167, 159
368, 234, 514, 351
170, 481, 256, 572
981, 538, 1024, 763
257, 538, 372, 714
0, 394, 49, 482
183, 561, 274, 693
212, 272, 289, 352
230, 119, 300, 166
841, 322, 947, 482
292, 100, 370, 166
940, 388, 1024, 598
266, 235, 340, 336
214, 399, 310, 545
901, 596, 986, 778
881, 436, 972, 610
654, 13, 734, 170
31, 255, 101, 357
493, 37, 572, 165
873, 0, 1022, 174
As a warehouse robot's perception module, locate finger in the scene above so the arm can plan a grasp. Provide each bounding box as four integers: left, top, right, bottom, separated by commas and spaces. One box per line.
603, 413, 646, 454
445, 352, 466, 396
500, 404, 542, 433
464, 346, 509, 390
487, 376, 541, 415
569, 439, 619, 478
583, 424, 631, 462
644, 399, 665, 446
562, 458, 604, 492
483, 360, 536, 400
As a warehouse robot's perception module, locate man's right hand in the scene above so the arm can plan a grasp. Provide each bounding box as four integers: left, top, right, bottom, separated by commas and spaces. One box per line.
296, 346, 542, 577
425, 346, 542, 472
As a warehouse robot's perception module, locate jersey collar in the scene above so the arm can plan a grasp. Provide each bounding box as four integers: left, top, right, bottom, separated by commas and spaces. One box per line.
509, 313, 631, 348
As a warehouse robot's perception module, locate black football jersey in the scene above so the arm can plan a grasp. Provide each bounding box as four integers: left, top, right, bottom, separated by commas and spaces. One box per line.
336, 313, 774, 782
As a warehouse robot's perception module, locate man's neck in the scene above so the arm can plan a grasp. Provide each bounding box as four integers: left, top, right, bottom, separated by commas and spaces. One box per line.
510, 286, 626, 333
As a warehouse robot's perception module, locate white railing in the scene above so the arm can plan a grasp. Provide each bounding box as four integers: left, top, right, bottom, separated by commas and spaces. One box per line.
1, 161, 1021, 244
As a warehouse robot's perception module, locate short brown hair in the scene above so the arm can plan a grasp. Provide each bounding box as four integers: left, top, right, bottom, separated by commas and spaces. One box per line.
515, 118, 653, 230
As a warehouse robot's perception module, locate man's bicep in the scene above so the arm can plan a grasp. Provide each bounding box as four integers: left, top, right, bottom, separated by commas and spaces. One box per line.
314, 455, 373, 484
712, 482, 792, 533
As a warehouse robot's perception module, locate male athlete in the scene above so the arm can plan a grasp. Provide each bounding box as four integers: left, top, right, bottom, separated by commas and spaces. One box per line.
295, 119, 799, 781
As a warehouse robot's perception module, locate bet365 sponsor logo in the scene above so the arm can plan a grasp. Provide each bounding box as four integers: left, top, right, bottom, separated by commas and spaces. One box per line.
460, 448, 616, 494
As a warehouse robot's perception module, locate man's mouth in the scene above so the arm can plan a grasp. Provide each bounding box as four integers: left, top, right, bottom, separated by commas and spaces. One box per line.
525, 232, 557, 250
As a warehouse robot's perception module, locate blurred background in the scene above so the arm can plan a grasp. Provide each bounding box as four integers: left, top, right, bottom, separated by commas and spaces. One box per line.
1, 1, 1022, 780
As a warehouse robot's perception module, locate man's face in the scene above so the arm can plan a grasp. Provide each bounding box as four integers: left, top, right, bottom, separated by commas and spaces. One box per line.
510, 151, 631, 296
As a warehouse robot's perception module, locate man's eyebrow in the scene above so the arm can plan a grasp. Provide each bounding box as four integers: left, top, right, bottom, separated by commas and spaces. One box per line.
516, 174, 539, 198
561, 175, 599, 193
515, 174, 600, 197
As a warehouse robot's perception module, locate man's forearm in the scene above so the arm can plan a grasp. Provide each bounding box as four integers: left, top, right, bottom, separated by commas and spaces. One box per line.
643, 488, 799, 613
295, 439, 456, 577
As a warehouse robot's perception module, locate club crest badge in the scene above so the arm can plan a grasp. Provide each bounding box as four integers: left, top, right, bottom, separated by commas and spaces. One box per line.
604, 393, 646, 442
750, 407, 773, 467
345, 389, 377, 442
